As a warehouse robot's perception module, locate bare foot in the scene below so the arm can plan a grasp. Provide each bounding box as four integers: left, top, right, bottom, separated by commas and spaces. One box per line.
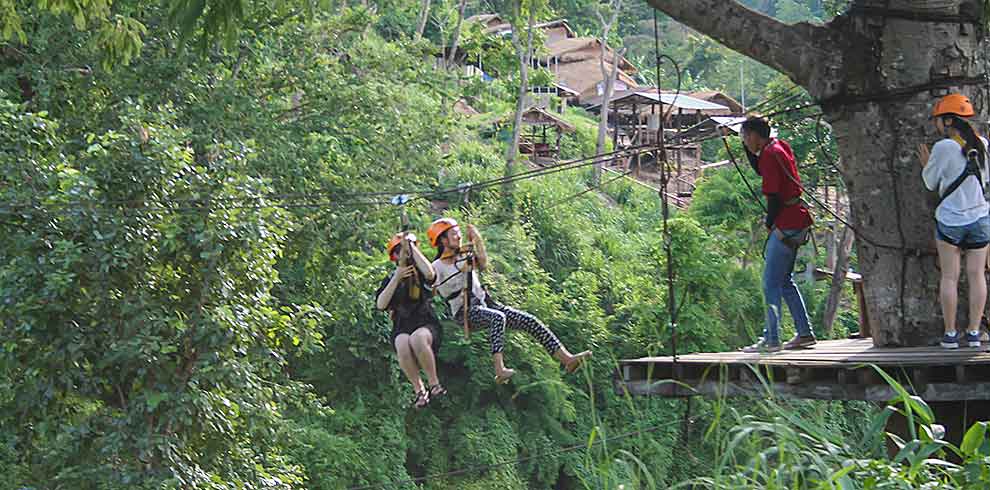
564, 350, 592, 374
494, 368, 515, 384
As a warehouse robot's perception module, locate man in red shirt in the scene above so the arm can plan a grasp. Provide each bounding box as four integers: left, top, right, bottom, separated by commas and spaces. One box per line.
739, 117, 816, 353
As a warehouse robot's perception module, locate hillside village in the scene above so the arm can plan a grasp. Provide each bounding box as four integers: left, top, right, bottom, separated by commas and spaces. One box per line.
452, 13, 748, 202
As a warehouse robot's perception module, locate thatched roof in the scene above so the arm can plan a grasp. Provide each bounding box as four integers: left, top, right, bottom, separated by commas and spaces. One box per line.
555, 83, 580, 98
546, 37, 637, 73
471, 16, 576, 41
688, 91, 744, 115
554, 60, 639, 100
500, 106, 576, 132
453, 99, 480, 116
466, 14, 505, 29
574, 74, 639, 103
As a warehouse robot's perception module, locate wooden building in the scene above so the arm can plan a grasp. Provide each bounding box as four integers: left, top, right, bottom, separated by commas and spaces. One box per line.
584, 90, 731, 199
497, 106, 575, 165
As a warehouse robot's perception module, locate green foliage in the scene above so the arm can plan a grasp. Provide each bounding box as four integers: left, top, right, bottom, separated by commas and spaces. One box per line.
0, 1, 926, 489
674, 367, 990, 490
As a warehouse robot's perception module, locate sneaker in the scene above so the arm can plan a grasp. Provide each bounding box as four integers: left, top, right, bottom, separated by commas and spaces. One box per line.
966, 330, 981, 348
783, 335, 817, 350
742, 338, 781, 353
981, 331, 989, 343
941, 332, 959, 349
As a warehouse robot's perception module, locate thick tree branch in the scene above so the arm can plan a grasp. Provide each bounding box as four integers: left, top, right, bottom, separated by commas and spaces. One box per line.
646, 0, 841, 98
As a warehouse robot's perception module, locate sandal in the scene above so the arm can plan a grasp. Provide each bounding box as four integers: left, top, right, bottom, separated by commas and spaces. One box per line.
494, 369, 515, 385
411, 390, 430, 409
428, 383, 448, 401
564, 351, 592, 374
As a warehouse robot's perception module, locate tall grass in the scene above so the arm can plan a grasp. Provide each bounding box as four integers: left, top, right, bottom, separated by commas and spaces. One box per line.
582, 362, 990, 490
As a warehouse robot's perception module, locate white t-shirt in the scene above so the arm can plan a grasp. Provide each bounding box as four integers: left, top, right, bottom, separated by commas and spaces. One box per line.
922, 137, 990, 226
431, 255, 486, 315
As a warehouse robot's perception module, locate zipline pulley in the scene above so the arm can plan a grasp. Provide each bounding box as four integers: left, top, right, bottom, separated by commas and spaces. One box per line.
392, 194, 421, 301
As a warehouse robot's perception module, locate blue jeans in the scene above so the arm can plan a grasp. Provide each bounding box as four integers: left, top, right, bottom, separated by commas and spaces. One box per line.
762, 228, 813, 344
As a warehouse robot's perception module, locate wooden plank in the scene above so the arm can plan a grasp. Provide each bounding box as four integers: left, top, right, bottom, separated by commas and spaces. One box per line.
621, 359, 990, 370
622, 348, 990, 362
616, 379, 990, 402
620, 353, 990, 365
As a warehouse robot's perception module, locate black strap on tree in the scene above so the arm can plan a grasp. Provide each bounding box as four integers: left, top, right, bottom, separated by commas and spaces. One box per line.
936, 149, 983, 208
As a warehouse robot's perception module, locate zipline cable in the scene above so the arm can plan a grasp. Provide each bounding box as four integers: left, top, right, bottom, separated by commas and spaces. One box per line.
429, 169, 634, 291
654, 8, 681, 384
0, 144, 660, 218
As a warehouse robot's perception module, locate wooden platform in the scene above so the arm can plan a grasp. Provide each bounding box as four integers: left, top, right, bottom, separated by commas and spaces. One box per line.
616, 338, 990, 402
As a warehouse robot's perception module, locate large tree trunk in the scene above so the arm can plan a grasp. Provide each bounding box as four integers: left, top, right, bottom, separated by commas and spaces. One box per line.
505, 3, 536, 194
647, 0, 988, 346
594, 0, 625, 186
446, 0, 469, 68
415, 0, 431, 40
595, 51, 623, 184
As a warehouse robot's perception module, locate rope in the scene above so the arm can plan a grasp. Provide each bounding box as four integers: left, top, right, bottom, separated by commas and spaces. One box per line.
722, 137, 766, 214
665, 86, 805, 146
345, 419, 683, 490
654, 9, 681, 382
846, 5, 982, 24
0, 144, 660, 218
429, 169, 634, 291
821, 74, 988, 109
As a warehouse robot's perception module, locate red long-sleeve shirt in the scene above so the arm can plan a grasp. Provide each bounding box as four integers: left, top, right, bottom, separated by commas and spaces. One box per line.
758, 139, 813, 230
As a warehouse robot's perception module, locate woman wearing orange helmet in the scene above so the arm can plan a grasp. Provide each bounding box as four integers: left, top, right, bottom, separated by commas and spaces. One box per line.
427, 218, 591, 384
918, 93, 990, 349
375, 232, 445, 408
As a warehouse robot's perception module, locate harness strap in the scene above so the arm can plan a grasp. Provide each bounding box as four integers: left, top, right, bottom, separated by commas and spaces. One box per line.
774, 227, 811, 250
936, 153, 982, 208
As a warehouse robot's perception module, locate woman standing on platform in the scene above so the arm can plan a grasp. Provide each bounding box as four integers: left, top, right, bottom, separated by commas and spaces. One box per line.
918, 93, 990, 349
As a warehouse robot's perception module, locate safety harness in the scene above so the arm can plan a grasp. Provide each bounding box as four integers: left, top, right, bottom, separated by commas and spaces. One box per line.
936, 147, 984, 208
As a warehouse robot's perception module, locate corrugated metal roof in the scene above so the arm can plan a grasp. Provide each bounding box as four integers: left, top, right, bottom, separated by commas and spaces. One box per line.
654, 92, 731, 111
584, 91, 730, 112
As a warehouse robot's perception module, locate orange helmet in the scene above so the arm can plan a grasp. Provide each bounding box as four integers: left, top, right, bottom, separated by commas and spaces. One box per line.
427, 218, 458, 247
386, 232, 417, 261
932, 93, 975, 118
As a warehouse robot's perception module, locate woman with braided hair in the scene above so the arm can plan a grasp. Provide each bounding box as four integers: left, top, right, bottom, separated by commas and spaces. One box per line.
918, 93, 990, 349
427, 218, 591, 384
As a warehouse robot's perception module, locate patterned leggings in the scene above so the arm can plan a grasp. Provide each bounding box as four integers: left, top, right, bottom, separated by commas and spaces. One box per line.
467, 302, 562, 355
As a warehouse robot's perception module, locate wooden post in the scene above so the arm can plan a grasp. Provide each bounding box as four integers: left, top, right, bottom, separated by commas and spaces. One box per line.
823, 226, 855, 334
676, 108, 683, 194
854, 280, 871, 338
612, 106, 620, 153
633, 102, 640, 172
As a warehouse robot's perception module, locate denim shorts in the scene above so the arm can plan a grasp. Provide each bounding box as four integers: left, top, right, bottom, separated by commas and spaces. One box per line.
936, 215, 990, 249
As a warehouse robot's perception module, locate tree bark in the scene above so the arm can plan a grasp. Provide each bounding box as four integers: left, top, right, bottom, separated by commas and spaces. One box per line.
594, 0, 625, 186
415, 0, 431, 40
647, 0, 988, 346
446, 0, 469, 69
823, 225, 855, 334
505, 2, 536, 194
